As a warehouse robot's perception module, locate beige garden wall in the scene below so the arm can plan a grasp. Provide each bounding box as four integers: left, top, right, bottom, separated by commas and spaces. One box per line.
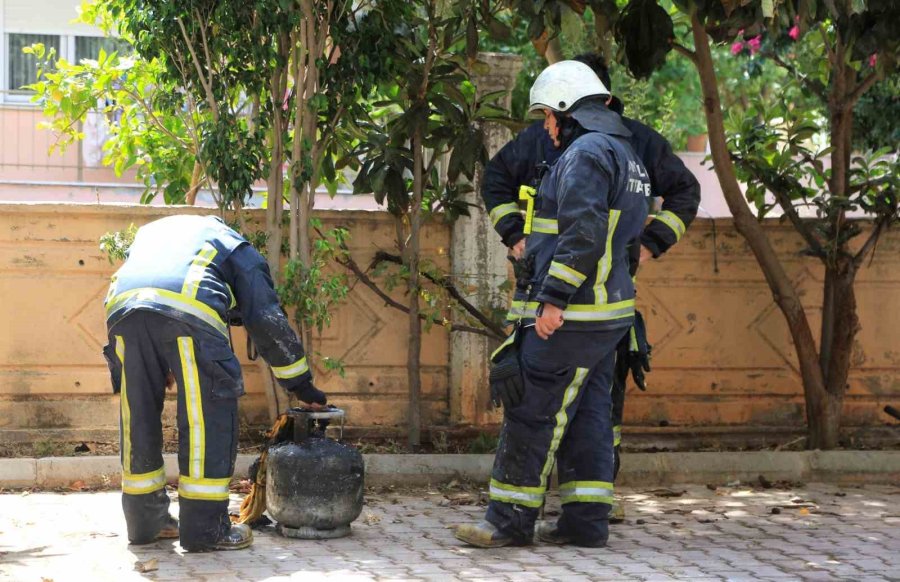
1, 202, 898, 446
0, 203, 450, 443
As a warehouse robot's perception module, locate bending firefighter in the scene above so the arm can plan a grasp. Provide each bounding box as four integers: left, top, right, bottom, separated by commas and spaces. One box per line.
455, 60, 650, 548
480, 53, 700, 521
102, 215, 327, 552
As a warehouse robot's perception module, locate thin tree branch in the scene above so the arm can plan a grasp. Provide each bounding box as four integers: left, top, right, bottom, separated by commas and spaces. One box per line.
763, 50, 827, 95
335, 246, 499, 339
371, 250, 508, 339
819, 24, 837, 68
853, 216, 890, 269
175, 17, 218, 120
672, 42, 697, 64
732, 156, 826, 258
119, 87, 187, 144
847, 72, 879, 108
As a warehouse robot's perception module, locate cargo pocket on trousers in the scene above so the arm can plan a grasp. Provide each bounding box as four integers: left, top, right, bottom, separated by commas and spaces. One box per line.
198, 339, 245, 400
519, 356, 574, 420
102, 342, 123, 394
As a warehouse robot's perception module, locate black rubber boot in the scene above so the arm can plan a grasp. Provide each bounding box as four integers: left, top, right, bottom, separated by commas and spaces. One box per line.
536, 520, 607, 548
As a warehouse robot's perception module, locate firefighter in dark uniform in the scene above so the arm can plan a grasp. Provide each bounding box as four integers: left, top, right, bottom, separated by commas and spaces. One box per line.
102, 215, 327, 552
455, 60, 650, 548
480, 53, 701, 522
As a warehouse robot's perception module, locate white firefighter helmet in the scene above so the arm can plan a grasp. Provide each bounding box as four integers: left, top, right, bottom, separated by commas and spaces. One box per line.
528, 60, 610, 114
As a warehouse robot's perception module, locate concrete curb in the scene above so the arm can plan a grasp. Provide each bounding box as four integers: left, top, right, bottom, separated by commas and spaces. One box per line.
1, 451, 898, 490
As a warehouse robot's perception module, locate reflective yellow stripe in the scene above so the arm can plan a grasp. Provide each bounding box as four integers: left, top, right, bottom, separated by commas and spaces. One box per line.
116, 335, 130, 476
539, 368, 589, 489
532, 217, 558, 234
178, 476, 231, 501
629, 326, 638, 351
225, 283, 237, 309
106, 287, 228, 337
489, 478, 545, 508
560, 480, 615, 504
653, 210, 686, 241
490, 203, 520, 226
123, 467, 166, 495
594, 209, 621, 304
271, 357, 309, 380
178, 337, 205, 479
613, 424, 622, 447
518, 186, 537, 234
491, 330, 517, 361
548, 261, 587, 288
105, 275, 118, 305
507, 299, 635, 323
181, 243, 219, 298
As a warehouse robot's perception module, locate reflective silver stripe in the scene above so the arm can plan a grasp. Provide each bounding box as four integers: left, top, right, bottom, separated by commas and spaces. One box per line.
532, 217, 558, 234
182, 243, 218, 298
613, 425, 622, 446
271, 357, 309, 380
506, 300, 635, 322
178, 337, 205, 479
123, 468, 166, 494
490, 203, 520, 226
178, 476, 230, 500
560, 481, 615, 504
489, 479, 544, 507
548, 261, 587, 288
594, 209, 621, 304
653, 210, 686, 241
106, 287, 228, 337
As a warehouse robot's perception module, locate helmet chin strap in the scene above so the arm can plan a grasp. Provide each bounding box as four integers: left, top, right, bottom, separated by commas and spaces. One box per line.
553, 112, 587, 150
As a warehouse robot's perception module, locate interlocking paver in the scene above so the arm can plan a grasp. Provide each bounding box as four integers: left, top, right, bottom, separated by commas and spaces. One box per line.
0, 483, 898, 581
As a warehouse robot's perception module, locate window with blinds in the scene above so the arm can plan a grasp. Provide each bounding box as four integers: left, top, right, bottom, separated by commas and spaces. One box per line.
6, 33, 60, 93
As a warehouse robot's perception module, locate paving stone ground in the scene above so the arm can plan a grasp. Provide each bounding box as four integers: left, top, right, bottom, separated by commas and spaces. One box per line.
1, 482, 898, 581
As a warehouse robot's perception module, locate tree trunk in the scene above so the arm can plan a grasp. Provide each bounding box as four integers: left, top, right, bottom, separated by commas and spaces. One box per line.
809, 258, 859, 448
689, 11, 830, 448
185, 160, 203, 205
406, 128, 424, 448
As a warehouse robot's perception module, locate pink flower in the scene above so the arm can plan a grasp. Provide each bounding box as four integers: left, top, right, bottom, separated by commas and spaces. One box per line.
748, 36, 762, 55
788, 26, 800, 41
869, 53, 878, 67
730, 41, 745, 55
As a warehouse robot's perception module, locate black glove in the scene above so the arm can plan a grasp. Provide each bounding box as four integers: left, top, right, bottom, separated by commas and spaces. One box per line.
293, 378, 327, 405
490, 352, 525, 410
628, 311, 652, 391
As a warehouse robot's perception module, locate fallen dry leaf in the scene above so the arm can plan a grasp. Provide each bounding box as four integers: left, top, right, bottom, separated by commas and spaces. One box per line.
362, 512, 382, 525
134, 558, 158, 573
645, 488, 686, 498
799, 508, 810, 516
69, 480, 87, 492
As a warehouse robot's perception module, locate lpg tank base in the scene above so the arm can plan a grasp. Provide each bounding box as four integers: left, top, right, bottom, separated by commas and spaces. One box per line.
279, 524, 352, 540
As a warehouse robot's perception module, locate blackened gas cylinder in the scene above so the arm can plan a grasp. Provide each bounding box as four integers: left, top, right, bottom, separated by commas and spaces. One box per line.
266, 407, 364, 539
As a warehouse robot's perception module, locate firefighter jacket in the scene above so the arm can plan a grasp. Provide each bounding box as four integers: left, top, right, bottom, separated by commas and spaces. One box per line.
482, 116, 700, 257
104, 215, 312, 393
507, 112, 650, 331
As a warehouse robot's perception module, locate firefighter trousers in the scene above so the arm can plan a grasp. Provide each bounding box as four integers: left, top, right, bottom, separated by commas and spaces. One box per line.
105, 311, 243, 550
611, 334, 629, 480
485, 326, 628, 545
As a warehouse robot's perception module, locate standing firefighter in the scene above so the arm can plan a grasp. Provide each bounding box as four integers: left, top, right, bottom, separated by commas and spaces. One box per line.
102, 215, 327, 552
455, 61, 650, 548
480, 53, 700, 521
